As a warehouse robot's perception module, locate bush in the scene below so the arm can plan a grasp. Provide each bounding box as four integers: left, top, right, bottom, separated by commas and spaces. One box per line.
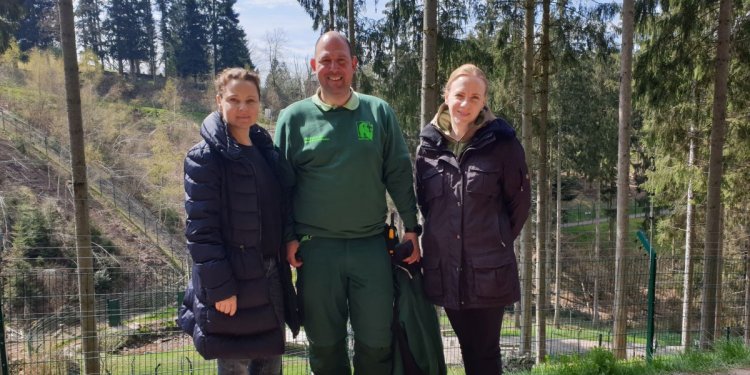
11, 204, 61, 260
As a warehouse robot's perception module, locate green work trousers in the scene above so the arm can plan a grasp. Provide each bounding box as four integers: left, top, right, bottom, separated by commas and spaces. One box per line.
298, 234, 394, 375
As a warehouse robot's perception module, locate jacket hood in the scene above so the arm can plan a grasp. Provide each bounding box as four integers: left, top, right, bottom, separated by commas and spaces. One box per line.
420, 110, 517, 150
200, 111, 274, 160
430, 103, 496, 142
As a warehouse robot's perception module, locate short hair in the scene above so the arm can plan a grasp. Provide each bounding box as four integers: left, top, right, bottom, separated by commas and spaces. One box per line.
444, 64, 489, 96
314, 31, 354, 57
215, 67, 261, 100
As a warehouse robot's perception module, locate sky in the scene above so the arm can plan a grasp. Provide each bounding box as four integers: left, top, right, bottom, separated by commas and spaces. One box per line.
235, 0, 384, 82
235, 0, 319, 78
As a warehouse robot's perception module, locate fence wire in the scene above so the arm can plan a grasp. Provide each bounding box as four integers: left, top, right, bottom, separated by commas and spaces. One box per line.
1, 106, 745, 373
0, 107, 186, 270
1, 244, 747, 374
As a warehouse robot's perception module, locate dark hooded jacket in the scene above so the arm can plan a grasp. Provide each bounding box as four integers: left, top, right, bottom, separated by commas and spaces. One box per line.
415, 109, 531, 310
177, 112, 296, 359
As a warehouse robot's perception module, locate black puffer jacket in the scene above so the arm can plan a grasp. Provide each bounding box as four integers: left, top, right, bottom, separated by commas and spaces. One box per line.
415, 116, 531, 310
177, 112, 288, 359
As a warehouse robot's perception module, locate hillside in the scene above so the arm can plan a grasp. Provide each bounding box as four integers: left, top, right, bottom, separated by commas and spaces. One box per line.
0, 136, 181, 278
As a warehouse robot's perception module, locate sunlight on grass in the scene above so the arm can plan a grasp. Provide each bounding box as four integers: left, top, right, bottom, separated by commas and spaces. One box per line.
507, 339, 750, 375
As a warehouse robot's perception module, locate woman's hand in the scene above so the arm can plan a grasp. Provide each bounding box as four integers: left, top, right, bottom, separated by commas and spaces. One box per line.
215, 295, 237, 316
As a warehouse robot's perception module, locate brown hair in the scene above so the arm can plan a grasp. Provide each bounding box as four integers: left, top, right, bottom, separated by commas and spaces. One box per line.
215, 67, 261, 99
444, 64, 489, 96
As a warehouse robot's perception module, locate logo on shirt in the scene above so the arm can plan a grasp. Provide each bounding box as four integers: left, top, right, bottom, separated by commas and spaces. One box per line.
304, 135, 330, 145
357, 121, 374, 141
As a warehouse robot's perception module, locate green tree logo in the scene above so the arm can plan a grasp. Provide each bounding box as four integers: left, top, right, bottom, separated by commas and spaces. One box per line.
357, 121, 374, 141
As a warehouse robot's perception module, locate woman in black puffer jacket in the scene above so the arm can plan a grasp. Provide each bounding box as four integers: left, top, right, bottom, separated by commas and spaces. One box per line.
177, 68, 297, 374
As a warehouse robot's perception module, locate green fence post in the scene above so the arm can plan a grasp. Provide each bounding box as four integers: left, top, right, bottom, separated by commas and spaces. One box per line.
107, 299, 122, 327
0, 291, 10, 375
177, 291, 185, 306
637, 230, 657, 363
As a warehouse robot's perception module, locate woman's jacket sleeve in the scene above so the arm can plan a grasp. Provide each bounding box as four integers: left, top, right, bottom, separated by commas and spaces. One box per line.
184, 145, 237, 304
503, 140, 532, 240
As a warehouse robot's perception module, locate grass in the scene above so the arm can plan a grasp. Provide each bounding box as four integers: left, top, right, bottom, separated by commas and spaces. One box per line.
134, 306, 178, 325
440, 312, 681, 347
508, 339, 750, 374
561, 197, 651, 225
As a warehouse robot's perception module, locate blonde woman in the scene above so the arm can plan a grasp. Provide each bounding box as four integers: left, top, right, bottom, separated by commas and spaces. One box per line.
415, 64, 531, 374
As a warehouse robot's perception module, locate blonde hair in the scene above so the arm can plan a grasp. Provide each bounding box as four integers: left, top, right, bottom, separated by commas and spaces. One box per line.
215, 67, 261, 99
444, 64, 489, 96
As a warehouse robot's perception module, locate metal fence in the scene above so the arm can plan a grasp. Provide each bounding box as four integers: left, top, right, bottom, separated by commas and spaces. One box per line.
1, 238, 747, 374
1, 106, 746, 373
0, 107, 186, 269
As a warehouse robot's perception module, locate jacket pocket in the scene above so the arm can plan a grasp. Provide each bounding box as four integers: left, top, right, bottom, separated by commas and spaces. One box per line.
466, 164, 501, 197
420, 167, 444, 202
227, 245, 265, 280
470, 252, 516, 299
421, 256, 443, 298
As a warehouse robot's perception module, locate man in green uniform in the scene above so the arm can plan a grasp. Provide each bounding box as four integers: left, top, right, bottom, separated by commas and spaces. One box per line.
274, 31, 421, 375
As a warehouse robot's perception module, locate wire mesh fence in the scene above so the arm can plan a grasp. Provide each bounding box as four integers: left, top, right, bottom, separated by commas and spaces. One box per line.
1, 102, 746, 373
0, 107, 186, 268
2, 239, 747, 374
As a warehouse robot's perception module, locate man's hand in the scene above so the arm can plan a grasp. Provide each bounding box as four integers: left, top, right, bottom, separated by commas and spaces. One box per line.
287, 240, 302, 268
215, 295, 237, 316
401, 232, 421, 264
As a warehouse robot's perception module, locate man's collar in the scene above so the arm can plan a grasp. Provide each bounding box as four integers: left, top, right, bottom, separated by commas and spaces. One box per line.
311, 88, 360, 111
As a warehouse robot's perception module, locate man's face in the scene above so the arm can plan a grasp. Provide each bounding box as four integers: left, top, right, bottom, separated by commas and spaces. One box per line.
311, 35, 357, 101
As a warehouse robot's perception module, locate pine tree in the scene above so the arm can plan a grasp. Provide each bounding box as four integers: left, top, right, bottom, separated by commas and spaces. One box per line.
170, 0, 210, 79
0, 0, 24, 54
155, 0, 174, 76
263, 56, 302, 118
103, 0, 131, 73
15, 0, 59, 52
104, 0, 157, 75
75, 0, 105, 62
297, 0, 347, 31
135, 0, 157, 75
213, 0, 253, 72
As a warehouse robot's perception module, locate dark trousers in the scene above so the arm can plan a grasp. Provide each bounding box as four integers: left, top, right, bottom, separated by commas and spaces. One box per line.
444, 306, 505, 375
299, 235, 394, 375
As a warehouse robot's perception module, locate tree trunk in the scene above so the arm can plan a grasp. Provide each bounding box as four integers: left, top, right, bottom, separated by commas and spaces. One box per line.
714, 205, 725, 341
347, 0, 356, 90
553, 128, 561, 329
744, 225, 750, 345
681, 107, 697, 349
212, 0, 218, 75
59, 1, 100, 373
535, 0, 550, 363
420, 0, 437, 129
700, 0, 732, 349
514, 241, 522, 329
593, 178, 601, 325
329, 0, 335, 30
613, 0, 635, 360
519, 0, 535, 355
